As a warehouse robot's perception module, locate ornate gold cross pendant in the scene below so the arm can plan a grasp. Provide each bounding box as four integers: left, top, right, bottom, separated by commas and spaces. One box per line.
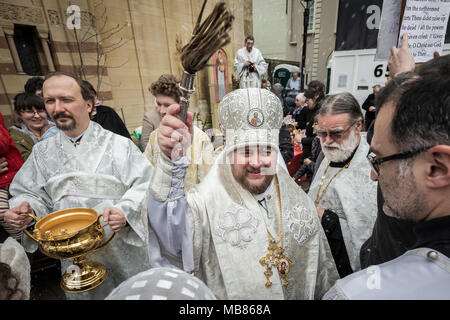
259, 241, 292, 288
275, 247, 292, 287
259, 241, 279, 287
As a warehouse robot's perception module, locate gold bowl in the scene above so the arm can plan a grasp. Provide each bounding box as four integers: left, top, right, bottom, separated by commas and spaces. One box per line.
24, 208, 115, 293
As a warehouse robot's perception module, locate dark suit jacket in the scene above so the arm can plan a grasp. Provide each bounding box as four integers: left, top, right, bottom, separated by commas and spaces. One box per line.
279, 123, 293, 164
91, 105, 131, 139
362, 93, 376, 130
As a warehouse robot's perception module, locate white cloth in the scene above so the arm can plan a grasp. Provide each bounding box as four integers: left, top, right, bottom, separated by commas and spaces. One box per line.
308, 137, 377, 272
234, 47, 268, 88
323, 248, 450, 300
0, 237, 31, 300
143, 150, 339, 300
9, 121, 153, 299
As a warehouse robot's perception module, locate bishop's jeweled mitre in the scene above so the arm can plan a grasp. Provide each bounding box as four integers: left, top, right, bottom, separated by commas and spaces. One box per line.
218, 88, 283, 154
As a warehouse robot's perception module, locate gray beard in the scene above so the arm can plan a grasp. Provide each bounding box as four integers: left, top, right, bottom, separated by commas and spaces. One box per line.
321, 131, 360, 162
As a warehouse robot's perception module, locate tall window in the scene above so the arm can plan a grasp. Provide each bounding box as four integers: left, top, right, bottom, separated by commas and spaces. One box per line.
13, 25, 43, 76
307, 0, 315, 32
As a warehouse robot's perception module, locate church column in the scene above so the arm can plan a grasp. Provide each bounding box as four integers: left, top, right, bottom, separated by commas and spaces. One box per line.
4, 29, 25, 75
38, 32, 55, 72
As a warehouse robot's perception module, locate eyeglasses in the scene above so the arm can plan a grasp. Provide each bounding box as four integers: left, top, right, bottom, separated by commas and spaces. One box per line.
317, 122, 356, 141
367, 146, 434, 176
22, 109, 47, 116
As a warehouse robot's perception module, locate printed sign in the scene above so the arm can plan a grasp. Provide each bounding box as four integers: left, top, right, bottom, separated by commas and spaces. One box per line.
337, 0, 450, 52
399, 0, 450, 62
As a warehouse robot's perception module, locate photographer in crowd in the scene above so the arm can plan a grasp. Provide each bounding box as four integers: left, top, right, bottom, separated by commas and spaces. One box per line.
234, 35, 268, 88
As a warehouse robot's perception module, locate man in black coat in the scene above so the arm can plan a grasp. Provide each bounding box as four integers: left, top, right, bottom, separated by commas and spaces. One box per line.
83, 81, 131, 139
360, 43, 444, 268
278, 123, 293, 164
297, 88, 323, 160
361, 85, 381, 131
91, 104, 131, 139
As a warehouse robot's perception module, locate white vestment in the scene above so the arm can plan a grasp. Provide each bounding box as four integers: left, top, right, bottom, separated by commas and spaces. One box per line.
234, 47, 268, 89
9, 121, 152, 299
143, 150, 339, 300
308, 137, 377, 272
323, 248, 450, 300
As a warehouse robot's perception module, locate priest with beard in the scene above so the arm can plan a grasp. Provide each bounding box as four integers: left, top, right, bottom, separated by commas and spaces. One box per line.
308, 92, 377, 277
143, 88, 339, 300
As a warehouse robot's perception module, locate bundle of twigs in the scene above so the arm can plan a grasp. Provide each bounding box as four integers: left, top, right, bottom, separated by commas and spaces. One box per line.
177, 0, 234, 123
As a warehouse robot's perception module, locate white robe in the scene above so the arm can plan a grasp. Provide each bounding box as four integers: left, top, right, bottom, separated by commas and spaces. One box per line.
234, 47, 268, 88
9, 121, 152, 299
143, 150, 339, 300
308, 137, 377, 272
323, 248, 450, 300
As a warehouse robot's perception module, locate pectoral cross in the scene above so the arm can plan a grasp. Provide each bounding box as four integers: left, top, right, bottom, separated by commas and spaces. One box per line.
259, 240, 279, 287
259, 239, 293, 287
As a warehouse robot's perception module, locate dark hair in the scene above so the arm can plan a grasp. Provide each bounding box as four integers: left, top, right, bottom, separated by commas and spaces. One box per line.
303, 88, 316, 99
82, 80, 97, 96
149, 74, 181, 103
24, 77, 44, 94
0, 262, 23, 300
13, 92, 45, 114
368, 73, 418, 144
245, 35, 254, 43
319, 92, 363, 124
44, 72, 94, 103
416, 52, 450, 77
378, 55, 450, 152
307, 80, 325, 101
374, 72, 416, 112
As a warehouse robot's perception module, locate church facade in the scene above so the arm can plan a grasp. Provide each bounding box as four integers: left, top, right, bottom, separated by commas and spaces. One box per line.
0, 0, 250, 133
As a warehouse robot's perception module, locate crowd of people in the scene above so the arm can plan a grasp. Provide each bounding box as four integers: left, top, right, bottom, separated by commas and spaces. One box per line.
0, 33, 448, 301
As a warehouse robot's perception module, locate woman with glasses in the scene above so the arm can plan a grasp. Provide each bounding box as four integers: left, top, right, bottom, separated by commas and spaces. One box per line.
9, 92, 58, 162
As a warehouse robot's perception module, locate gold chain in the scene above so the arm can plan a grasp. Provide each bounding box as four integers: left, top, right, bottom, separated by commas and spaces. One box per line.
314, 160, 352, 207
259, 176, 292, 287
266, 176, 283, 244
